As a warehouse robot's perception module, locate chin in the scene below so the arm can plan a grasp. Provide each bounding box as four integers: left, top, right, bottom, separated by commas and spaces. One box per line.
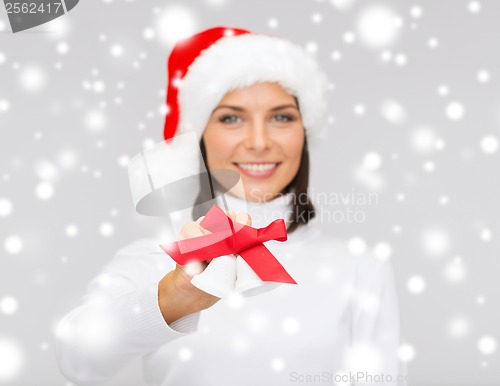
242, 187, 282, 203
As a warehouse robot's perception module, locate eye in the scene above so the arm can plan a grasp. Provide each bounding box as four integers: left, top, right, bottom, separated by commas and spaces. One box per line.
218, 114, 241, 124
272, 114, 296, 123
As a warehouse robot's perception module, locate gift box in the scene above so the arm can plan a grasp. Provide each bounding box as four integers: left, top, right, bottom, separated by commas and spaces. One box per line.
128, 131, 292, 298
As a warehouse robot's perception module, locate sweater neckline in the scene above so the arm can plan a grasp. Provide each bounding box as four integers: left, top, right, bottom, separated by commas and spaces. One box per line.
218, 191, 293, 228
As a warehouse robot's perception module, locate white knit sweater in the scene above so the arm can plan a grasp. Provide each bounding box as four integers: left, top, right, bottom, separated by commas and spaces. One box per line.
55, 193, 407, 386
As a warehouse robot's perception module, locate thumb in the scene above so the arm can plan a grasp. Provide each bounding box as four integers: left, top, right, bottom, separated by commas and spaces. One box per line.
176, 261, 206, 278
235, 212, 252, 226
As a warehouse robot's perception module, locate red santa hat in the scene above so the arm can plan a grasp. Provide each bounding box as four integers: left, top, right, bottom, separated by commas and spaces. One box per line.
163, 26, 328, 143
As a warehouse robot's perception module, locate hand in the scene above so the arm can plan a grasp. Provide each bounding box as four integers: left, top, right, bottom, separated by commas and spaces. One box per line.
158, 210, 252, 325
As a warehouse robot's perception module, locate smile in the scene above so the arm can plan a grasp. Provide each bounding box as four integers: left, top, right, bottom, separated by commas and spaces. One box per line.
234, 162, 281, 178
236, 163, 278, 171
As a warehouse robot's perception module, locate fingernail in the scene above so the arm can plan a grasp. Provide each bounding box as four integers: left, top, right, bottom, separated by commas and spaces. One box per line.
235, 212, 251, 225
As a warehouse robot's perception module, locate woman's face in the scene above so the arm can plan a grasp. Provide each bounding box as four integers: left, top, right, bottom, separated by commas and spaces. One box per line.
203, 82, 305, 202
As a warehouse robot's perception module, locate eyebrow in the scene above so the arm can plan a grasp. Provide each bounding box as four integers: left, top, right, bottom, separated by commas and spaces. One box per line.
212, 104, 299, 113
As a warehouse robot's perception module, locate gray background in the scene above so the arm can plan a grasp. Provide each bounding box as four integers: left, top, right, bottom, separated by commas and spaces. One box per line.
1, 0, 499, 385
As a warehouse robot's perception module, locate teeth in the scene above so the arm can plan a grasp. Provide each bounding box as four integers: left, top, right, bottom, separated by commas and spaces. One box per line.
237, 163, 277, 172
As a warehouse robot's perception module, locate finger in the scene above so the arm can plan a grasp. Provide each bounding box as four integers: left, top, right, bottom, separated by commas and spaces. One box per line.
235, 212, 252, 226
179, 222, 205, 240
176, 261, 206, 277
225, 210, 236, 221
195, 216, 212, 235
177, 262, 207, 271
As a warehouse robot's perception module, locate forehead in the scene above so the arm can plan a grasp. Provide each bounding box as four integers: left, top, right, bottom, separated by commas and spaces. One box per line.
218, 82, 297, 106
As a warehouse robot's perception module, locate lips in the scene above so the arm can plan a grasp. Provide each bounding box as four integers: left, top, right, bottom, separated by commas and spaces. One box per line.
236, 163, 278, 171
234, 162, 280, 178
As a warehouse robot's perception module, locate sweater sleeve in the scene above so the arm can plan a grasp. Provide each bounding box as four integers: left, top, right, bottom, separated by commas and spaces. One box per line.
349, 259, 408, 386
55, 238, 200, 386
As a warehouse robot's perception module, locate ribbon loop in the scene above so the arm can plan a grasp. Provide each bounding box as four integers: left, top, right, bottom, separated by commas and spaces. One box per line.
160, 205, 296, 284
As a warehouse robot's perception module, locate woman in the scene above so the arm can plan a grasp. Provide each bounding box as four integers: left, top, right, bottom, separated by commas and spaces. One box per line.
56, 27, 406, 386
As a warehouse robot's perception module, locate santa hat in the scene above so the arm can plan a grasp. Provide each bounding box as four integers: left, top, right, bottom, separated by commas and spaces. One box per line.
163, 26, 328, 143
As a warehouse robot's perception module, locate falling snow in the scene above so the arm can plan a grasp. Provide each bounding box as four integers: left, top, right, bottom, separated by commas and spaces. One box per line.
282, 317, 301, 335
373, 242, 393, 261
155, 6, 198, 45
448, 316, 470, 339
446, 101, 465, 121
380, 99, 407, 125
0, 99, 10, 112
19, 66, 46, 93
348, 237, 367, 255
0, 338, 24, 382
411, 126, 438, 154
398, 343, 416, 362
0, 198, 13, 217
480, 135, 499, 154
35, 182, 54, 200
362, 152, 382, 170
421, 228, 450, 257
4, 235, 23, 255
407, 275, 426, 294
477, 336, 497, 355
355, 5, 401, 49
0, 1, 498, 384
0, 296, 19, 315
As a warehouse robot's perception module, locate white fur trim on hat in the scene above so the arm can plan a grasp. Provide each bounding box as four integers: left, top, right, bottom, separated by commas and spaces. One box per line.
176, 33, 329, 144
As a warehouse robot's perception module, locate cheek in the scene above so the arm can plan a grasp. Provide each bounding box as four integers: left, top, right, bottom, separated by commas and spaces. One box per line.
203, 131, 235, 167
285, 134, 305, 165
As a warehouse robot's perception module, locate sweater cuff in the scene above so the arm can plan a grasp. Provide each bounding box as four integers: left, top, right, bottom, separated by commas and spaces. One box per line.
169, 311, 200, 333
129, 286, 200, 347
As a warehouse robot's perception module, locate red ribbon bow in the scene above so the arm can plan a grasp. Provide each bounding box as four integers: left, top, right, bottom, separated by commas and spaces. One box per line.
159, 205, 297, 284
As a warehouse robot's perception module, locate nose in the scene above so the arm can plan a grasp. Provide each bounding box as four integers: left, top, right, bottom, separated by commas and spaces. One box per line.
244, 119, 271, 152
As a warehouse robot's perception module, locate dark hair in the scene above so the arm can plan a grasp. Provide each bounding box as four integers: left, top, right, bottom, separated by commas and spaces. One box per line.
281, 134, 316, 233
196, 135, 315, 234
